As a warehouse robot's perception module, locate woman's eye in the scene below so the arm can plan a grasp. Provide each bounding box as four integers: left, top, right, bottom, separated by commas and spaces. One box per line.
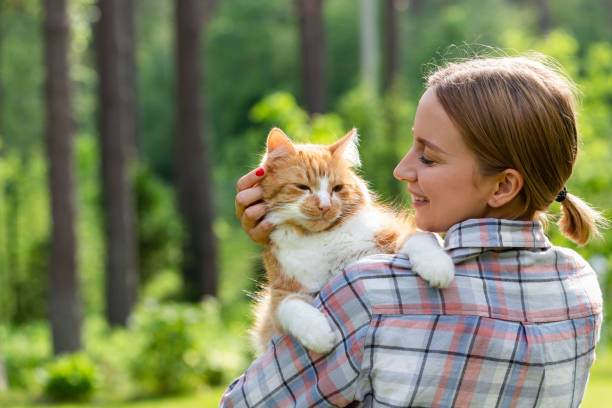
332, 185, 343, 192
296, 184, 310, 191
419, 155, 435, 165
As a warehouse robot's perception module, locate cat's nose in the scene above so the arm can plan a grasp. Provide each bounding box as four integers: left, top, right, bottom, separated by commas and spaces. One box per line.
319, 203, 331, 214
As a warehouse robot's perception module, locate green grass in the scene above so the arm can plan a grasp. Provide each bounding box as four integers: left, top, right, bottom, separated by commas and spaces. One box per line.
0, 386, 226, 407
581, 348, 612, 408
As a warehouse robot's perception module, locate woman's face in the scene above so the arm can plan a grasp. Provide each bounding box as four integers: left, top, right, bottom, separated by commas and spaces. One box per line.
394, 88, 500, 233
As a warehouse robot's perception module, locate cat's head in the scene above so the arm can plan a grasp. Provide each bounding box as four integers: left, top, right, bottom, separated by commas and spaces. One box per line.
260, 128, 371, 233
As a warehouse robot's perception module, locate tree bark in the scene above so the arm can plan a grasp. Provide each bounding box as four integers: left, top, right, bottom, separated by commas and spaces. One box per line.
383, 0, 399, 92
43, 0, 82, 354
295, 0, 326, 114
98, 0, 139, 326
175, 0, 217, 300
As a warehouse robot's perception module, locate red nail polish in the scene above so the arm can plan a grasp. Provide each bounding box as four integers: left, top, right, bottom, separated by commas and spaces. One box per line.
255, 168, 265, 177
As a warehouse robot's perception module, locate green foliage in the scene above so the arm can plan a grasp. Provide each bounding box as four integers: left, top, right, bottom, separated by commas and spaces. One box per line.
401, 0, 532, 99
130, 301, 204, 394
250, 92, 344, 144
40, 352, 98, 402
206, 0, 299, 146
135, 165, 183, 285
325, 0, 360, 106
1, 322, 50, 390
136, 0, 175, 181
126, 298, 249, 395
0, 152, 49, 324
0, 2, 44, 154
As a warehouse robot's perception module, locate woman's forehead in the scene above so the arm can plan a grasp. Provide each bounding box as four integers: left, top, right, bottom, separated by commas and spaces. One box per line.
414, 89, 465, 152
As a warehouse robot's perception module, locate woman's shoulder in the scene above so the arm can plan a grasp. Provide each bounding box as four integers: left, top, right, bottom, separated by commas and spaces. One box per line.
315, 253, 435, 315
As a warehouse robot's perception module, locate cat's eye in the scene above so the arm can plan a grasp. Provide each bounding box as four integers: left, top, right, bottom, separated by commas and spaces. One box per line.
332, 185, 343, 192
296, 184, 311, 191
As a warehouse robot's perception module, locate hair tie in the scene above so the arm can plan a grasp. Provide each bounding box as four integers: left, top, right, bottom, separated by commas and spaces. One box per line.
555, 186, 568, 203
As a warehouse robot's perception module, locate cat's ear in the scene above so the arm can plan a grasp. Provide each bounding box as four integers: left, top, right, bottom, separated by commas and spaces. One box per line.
266, 127, 296, 159
329, 128, 361, 168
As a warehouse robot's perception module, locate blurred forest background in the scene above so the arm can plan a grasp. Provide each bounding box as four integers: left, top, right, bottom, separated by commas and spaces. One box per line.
0, 0, 611, 406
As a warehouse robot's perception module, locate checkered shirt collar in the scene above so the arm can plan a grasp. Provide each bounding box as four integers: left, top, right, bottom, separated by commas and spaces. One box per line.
444, 218, 551, 250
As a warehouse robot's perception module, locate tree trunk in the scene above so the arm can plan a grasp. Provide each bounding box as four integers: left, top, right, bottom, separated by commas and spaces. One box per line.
360, 0, 379, 93
295, 0, 325, 115
175, 0, 217, 300
98, 0, 139, 327
383, 0, 399, 92
43, 0, 82, 354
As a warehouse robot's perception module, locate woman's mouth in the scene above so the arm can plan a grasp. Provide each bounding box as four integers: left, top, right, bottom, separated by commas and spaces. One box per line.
411, 195, 429, 208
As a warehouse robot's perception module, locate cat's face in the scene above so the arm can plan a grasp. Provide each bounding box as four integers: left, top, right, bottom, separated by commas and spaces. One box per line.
260, 128, 369, 233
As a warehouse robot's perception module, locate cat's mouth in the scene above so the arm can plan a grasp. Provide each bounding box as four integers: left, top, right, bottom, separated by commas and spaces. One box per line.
302, 213, 342, 232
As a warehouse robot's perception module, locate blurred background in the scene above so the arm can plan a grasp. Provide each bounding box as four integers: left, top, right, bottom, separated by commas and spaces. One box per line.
0, 0, 611, 406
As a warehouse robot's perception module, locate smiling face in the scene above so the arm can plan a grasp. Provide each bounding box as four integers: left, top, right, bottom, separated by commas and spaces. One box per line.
393, 88, 501, 233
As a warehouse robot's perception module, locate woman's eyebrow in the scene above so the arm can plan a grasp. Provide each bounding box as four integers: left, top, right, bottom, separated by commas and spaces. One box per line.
416, 137, 447, 154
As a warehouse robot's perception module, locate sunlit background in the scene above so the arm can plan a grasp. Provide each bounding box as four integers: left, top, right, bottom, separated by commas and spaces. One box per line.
0, 0, 611, 406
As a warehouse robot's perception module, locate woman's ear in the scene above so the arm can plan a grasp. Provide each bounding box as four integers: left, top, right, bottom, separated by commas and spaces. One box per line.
487, 169, 524, 208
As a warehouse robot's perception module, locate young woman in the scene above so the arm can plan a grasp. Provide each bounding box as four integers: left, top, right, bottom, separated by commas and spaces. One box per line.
222, 55, 604, 407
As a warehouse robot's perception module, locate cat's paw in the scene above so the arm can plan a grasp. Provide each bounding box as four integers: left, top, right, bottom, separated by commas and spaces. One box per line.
401, 232, 455, 288
277, 298, 337, 354
295, 317, 337, 354
414, 253, 455, 288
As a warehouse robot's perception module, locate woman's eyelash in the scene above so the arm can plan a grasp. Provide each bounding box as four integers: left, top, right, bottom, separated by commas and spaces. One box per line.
419, 155, 435, 165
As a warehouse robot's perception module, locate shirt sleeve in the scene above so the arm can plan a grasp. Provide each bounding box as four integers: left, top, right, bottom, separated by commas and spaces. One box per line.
219, 266, 372, 408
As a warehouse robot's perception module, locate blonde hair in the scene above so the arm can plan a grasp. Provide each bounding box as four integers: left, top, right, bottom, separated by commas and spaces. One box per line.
427, 54, 606, 245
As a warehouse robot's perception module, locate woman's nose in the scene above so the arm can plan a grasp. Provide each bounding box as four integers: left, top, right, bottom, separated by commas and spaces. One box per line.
393, 153, 417, 182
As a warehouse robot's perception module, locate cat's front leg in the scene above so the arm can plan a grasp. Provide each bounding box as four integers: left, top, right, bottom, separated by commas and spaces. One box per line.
402, 231, 455, 288
277, 296, 337, 354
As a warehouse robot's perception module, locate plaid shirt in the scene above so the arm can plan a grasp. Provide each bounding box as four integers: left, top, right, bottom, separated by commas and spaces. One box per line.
219, 218, 603, 408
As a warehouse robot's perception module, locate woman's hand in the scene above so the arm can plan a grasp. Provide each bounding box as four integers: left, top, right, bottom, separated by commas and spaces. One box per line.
235, 168, 274, 245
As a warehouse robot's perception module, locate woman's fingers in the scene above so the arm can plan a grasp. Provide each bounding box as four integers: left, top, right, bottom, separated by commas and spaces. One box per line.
247, 219, 274, 246
235, 167, 271, 245
241, 202, 267, 230
237, 167, 265, 192
235, 185, 264, 219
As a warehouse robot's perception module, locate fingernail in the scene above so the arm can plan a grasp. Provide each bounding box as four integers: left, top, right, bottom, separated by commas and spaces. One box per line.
255, 168, 265, 177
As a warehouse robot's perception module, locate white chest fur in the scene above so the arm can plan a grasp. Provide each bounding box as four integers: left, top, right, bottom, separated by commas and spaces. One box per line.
269, 207, 393, 292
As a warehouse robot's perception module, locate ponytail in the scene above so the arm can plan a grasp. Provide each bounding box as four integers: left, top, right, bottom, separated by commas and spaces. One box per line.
558, 193, 608, 246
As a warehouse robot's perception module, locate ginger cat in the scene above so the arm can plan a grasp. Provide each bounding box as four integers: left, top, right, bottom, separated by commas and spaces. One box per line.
251, 128, 454, 355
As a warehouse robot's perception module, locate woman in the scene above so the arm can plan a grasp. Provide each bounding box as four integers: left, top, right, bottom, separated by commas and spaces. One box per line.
221, 55, 604, 407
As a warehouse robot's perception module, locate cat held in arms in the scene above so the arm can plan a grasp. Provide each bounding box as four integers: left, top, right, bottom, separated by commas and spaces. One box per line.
250, 127, 454, 355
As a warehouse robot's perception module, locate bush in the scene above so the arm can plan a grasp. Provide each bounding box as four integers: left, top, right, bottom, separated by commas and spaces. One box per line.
39, 352, 98, 402
130, 301, 204, 395
2, 322, 50, 390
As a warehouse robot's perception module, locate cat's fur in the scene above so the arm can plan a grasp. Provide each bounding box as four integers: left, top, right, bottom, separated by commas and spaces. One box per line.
250, 128, 454, 355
